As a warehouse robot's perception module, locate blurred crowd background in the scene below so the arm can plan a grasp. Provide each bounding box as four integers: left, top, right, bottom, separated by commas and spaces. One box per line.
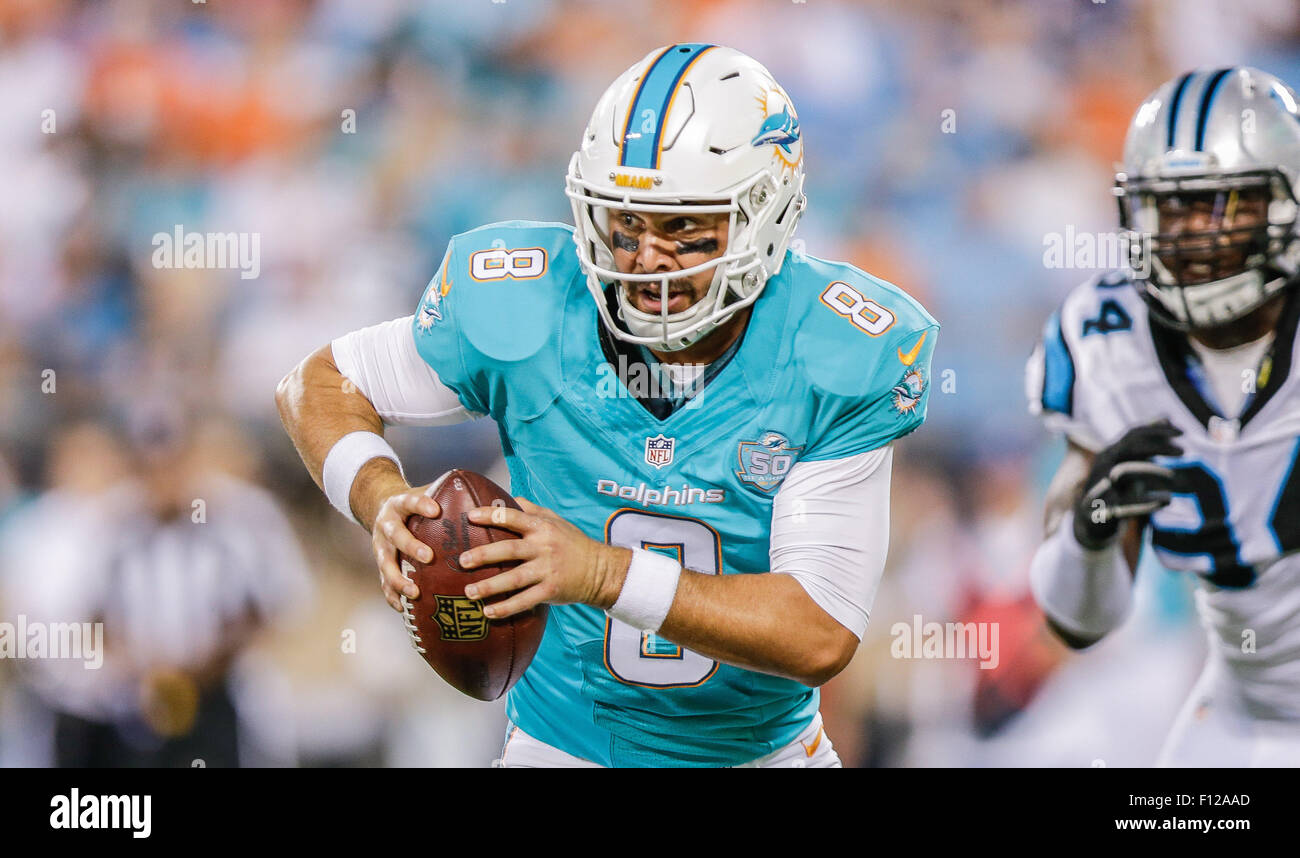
1, 0, 1298, 767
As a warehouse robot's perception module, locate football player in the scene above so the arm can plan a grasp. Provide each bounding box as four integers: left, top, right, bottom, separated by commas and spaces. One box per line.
1026, 67, 1300, 766
278, 44, 938, 767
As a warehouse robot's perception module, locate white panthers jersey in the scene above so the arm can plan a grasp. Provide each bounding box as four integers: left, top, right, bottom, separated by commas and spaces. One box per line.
1027, 272, 1300, 720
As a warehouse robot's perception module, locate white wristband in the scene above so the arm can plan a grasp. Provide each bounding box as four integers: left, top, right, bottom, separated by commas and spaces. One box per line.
607, 548, 683, 633
1029, 510, 1131, 640
322, 431, 404, 525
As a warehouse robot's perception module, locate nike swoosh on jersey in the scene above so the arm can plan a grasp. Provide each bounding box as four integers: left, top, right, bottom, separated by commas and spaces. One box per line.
898, 331, 928, 366
801, 726, 824, 757
440, 254, 453, 296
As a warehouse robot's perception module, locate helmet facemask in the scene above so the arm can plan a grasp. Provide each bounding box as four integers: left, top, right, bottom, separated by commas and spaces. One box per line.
1116, 169, 1300, 330
567, 156, 801, 352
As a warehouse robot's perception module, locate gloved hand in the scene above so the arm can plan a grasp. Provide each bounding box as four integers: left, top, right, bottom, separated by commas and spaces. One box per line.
1073, 419, 1184, 550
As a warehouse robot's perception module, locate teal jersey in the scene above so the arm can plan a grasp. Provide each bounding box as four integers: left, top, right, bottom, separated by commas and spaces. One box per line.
412, 221, 938, 767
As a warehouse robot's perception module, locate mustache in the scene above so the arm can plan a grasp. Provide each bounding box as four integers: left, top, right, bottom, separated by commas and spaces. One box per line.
626, 282, 695, 296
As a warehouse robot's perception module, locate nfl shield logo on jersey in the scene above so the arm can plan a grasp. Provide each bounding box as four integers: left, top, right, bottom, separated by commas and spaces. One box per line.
644, 434, 675, 469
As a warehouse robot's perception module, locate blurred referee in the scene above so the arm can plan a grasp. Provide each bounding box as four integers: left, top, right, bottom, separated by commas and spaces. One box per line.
15, 403, 311, 767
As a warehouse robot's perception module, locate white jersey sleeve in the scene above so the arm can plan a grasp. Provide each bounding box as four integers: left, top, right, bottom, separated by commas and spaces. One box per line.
331, 316, 481, 426
769, 445, 893, 640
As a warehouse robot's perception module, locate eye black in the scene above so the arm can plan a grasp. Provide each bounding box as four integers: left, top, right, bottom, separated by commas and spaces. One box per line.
675, 237, 718, 255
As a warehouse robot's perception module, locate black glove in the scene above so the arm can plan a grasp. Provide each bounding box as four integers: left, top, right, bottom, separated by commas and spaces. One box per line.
1073, 419, 1184, 550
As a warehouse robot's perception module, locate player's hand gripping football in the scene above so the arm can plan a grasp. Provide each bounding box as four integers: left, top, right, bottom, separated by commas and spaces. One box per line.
458, 499, 633, 619
371, 483, 441, 612
1073, 418, 1184, 550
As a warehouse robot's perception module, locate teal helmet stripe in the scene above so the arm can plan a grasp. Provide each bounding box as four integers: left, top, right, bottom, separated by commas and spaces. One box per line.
619, 43, 716, 169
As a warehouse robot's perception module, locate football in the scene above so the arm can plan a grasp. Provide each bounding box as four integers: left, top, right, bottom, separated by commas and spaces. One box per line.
399, 469, 548, 701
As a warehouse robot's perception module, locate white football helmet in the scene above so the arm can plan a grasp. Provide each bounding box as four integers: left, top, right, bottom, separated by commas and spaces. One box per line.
566, 44, 806, 352
1115, 67, 1300, 330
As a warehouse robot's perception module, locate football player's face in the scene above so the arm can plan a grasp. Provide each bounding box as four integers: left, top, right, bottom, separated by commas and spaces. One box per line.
1154, 188, 1270, 285
608, 208, 730, 315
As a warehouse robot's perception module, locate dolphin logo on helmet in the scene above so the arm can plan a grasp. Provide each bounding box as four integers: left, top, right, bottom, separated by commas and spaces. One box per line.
751, 106, 800, 154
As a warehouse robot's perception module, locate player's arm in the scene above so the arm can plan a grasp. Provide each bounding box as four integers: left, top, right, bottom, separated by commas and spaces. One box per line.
275, 342, 405, 525
275, 317, 475, 608
1030, 422, 1182, 649
655, 447, 888, 685
459, 447, 892, 688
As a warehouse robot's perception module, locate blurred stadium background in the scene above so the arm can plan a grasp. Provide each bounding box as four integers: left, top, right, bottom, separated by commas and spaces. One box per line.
1, 0, 1298, 767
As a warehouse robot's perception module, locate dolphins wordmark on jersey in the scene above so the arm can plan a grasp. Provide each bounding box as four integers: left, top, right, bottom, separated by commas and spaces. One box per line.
410, 220, 939, 766
1027, 271, 1300, 718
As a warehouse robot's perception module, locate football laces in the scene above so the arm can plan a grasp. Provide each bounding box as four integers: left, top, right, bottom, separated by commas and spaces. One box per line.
400, 559, 426, 654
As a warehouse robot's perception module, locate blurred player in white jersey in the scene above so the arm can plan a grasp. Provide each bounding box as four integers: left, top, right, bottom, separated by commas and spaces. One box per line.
1026, 67, 1300, 766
